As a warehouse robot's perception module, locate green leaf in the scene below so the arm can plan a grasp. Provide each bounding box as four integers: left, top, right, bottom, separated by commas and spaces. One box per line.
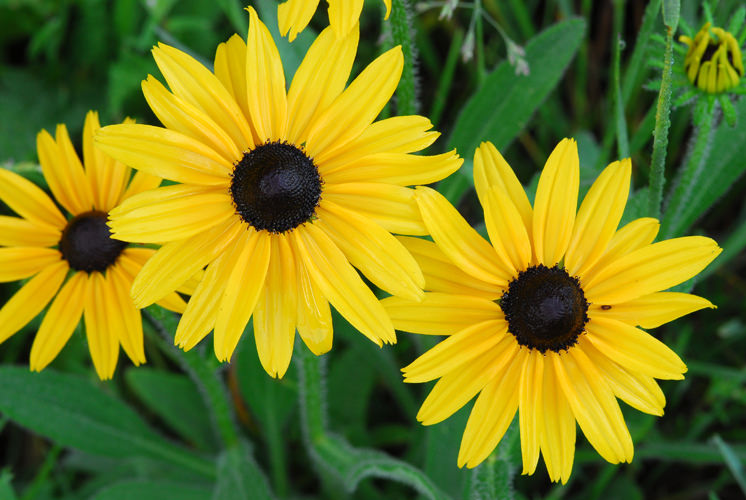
440, 17, 587, 203
91, 480, 211, 500
125, 367, 216, 451
713, 435, 746, 495
212, 441, 274, 500
0, 366, 214, 478
0, 469, 17, 500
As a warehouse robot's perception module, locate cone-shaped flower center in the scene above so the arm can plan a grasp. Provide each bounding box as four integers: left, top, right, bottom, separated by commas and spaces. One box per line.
501, 264, 589, 353
231, 142, 322, 233
59, 211, 127, 272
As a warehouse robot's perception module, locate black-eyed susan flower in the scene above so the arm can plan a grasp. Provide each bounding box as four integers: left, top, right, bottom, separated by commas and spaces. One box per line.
278, 0, 391, 41
95, 8, 461, 378
0, 111, 188, 380
382, 139, 721, 482
680, 22, 744, 94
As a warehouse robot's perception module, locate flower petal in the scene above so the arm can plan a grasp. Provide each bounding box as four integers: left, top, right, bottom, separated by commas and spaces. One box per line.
317, 201, 424, 301
246, 7, 288, 142
590, 292, 714, 329
83, 111, 130, 211
292, 223, 395, 345
30, 271, 88, 372
540, 353, 576, 484
296, 257, 333, 355
96, 124, 232, 185
214, 34, 252, 122
328, 0, 364, 38
532, 138, 579, 267
584, 236, 721, 305
214, 229, 271, 362
253, 235, 297, 378
519, 350, 543, 475
37, 125, 94, 214
122, 171, 162, 201
382, 292, 501, 336
116, 249, 187, 314
84, 272, 120, 380
0, 247, 62, 282
0, 216, 60, 247
323, 151, 461, 186
277, 0, 319, 42
415, 186, 510, 286
0, 168, 66, 229
0, 261, 67, 343
484, 186, 532, 275
107, 263, 145, 365
565, 159, 631, 276
584, 316, 687, 380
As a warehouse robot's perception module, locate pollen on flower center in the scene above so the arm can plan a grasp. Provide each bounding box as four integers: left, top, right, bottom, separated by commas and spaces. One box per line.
500, 264, 589, 353
230, 141, 322, 233
59, 210, 128, 273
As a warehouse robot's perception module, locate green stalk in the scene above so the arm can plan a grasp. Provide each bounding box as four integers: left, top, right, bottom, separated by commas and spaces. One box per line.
296, 341, 327, 443
647, 16, 677, 219
391, 0, 419, 115
143, 308, 240, 449
475, 0, 486, 84
466, 419, 518, 500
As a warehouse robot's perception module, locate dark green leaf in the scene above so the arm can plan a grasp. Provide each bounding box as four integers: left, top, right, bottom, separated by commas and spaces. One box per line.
91, 480, 210, 500
212, 441, 274, 500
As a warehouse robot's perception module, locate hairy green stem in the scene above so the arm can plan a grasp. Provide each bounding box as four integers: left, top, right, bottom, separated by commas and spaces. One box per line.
391, 0, 419, 115
296, 341, 327, 444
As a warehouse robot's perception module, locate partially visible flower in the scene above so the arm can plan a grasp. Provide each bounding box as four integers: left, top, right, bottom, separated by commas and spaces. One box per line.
680, 22, 744, 94
0, 111, 187, 380
278, 0, 391, 42
383, 139, 721, 482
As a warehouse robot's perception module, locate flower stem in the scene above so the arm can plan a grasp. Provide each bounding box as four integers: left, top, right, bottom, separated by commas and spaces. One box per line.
391, 0, 419, 115
143, 308, 240, 449
296, 340, 327, 444
647, 17, 677, 219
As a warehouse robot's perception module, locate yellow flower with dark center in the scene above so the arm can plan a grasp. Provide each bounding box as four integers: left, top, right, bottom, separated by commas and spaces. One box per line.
680, 22, 744, 93
95, 8, 461, 378
382, 139, 721, 482
278, 0, 391, 42
0, 111, 188, 380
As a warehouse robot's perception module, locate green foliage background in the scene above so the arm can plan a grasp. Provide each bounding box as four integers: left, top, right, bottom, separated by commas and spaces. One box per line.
1, 0, 746, 498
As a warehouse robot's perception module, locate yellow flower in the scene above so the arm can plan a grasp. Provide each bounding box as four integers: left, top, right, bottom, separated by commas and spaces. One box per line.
0, 111, 187, 380
278, 0, 391, 42
382, 139, 721, 482
95, 8, 461, 378
680, 22, 744, 93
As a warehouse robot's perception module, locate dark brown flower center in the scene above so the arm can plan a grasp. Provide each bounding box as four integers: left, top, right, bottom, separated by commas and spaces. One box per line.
500, 264, 589, 353
230, 141, 322, 233
59, 211, 127, 272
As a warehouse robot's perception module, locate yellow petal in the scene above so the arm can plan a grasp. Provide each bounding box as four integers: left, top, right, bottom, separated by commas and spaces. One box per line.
116, 248, 187, 314
277, 0, 319, 42
590, 292, 714, 329
107, 264, 145, 365
415, 186, 510, 286
396, 236, 501, 299
540, 353, 576, 484
292, 223, 395, 345
152, 43, 254, 149
84, 272, 120, 380
382, 292, 501, 336
37, 125, 94, 214
214, 229, 271, 362
565, 159, 631, 276
323, 150, 462, 186
95, 124, 232, 185
0, 247, 62, 282
458, 346, 525, 468
532, 138, 579, 266
246, 7, 288, 142
580, 337, 665, 416
122, 171, 162, 201
317, 201, 424, 300
323, 183, 427, 236
584, 236, 722, 305
0, 168, 66, 229
0, 216, 60, 247
318, 116, 439, 170
473, 141, 532, 232
214, 34, 252, 123
554, 348, 633, 464
0, 261, 67, 343
253, 235, 297, 378
83, 111, 130, 211
382, 0, 392, 19
484, 186, 532, 275
296, 257, 333, 355
142, 76, 242, 163
132, 217, 243, 307
403, 320, 510, 383
305, 46, 402, 158
519, 350, 543, 475
328, 0, 364, 38
584, 316, 687, 380
287, 25, 358, 144
109, 184, 234, 243
30, 271, 87, 372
